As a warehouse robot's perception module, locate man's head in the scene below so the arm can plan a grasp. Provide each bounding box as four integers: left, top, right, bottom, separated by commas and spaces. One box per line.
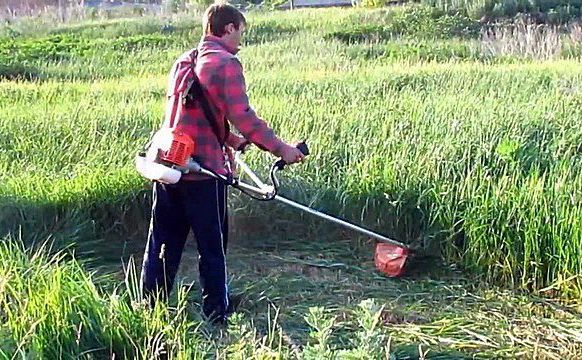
203, 3, 246, 51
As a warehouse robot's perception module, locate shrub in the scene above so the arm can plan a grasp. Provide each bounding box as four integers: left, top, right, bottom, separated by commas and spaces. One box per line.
324, 5, 480, 43
0, 62, 40, 80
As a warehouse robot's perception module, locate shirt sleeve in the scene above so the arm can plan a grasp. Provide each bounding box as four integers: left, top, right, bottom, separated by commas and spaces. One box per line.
221, 57, 286, 155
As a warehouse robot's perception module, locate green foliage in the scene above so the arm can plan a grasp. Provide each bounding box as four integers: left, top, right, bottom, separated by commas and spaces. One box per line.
187, 0, 215, 10
324, 6, 480, 43
325, 23, 389, 43
0, 239, 208, 358
302, 301, 393, 359
388, 5, 480, 38
0, 33, 178, 64
344, 40, 480, 62
243, 20, 300, 45
360, 0, 385, 8
423, 0, 582, 23
339, 300, 388, 359
2, 233, 582, 358
0, 63, 40, 80
495, 137, 521, 163
562, 41, 582, 58
303, 307, 337, 358
0, 35, 91, 63
1, 5, 582, 346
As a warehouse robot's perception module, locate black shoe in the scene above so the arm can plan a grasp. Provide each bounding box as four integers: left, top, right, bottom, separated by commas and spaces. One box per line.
203, 294, 243, 325
226, 293, 243, 315
203, 311, 228, 326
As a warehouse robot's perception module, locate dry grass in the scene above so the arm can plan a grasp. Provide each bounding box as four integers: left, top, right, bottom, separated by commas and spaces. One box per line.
0, 0, 163, 22
480, 20, 582, 60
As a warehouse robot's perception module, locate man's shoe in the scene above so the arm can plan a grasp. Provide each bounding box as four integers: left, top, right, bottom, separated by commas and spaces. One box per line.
226, 293, 243, 315
203, 307, 228, 326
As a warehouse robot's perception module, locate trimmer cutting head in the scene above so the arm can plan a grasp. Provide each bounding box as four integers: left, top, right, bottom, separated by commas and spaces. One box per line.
374, 242, 410, 277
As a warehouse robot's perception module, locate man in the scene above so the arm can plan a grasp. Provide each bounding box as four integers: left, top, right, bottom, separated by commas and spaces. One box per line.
140, 3, 305, 324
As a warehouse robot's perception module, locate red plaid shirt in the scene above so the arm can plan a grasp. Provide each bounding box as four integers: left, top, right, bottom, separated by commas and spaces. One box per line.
163, 35, 285, 178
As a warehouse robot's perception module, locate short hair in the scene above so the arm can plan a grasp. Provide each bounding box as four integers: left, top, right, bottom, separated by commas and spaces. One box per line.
203, 3, 246, 37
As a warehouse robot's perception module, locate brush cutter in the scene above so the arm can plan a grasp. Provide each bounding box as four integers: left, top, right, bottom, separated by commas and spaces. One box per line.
135, 130, 411, 277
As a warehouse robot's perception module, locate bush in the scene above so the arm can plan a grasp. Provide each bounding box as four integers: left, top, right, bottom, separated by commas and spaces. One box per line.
0, 63, 40, 81
0, 33, 178, 66
324, 6, 480, 43
388, 6, 481, 38
360, 0, 384, 8
423, 0, 582, 24
344, 40, 479, 62
0, 35, 93, 63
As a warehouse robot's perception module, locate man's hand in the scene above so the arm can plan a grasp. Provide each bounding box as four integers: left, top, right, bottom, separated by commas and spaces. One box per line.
278, 143, 306, 164
229, 134, 251, 152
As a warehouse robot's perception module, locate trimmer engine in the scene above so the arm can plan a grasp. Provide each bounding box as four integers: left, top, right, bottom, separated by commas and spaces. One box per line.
135, 128, 195, 184
157, 130, 195, 168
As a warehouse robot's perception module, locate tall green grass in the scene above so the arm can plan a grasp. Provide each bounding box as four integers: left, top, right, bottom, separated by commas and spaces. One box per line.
3, 6, 582, 358
1, 0, 582, 332
0, 238, 285, 359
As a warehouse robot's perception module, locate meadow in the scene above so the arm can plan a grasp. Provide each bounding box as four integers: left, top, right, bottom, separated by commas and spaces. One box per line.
1, 3, 582, 358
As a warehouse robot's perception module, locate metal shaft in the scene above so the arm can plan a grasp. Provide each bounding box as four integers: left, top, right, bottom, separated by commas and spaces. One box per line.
234, 152, 270, 190
191, 159, 408, 249
232, 179, 407, 249
271, 194, 407, 248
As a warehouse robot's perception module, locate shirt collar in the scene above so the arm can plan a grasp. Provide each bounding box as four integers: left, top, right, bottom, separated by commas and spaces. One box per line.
200, 34, 239, 55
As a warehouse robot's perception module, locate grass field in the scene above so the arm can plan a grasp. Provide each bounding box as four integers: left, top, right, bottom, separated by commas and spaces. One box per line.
1, 4, 582, 359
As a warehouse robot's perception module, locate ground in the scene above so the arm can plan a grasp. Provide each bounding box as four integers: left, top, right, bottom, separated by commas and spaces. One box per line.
96, 198, 582, 359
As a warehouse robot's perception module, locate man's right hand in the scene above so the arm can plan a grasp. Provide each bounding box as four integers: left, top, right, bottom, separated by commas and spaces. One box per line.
278, 143, 306, 164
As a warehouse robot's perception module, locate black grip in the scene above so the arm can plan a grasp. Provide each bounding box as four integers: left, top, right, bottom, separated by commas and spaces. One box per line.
296, 141, 309, 156
236, 140, 252, 153
274, 159, 286, 170
275, 141, 309, 170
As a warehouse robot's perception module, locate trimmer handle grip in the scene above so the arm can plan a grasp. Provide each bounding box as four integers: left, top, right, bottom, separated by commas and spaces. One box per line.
274, 141, 309, 170
296, 141, 310, 156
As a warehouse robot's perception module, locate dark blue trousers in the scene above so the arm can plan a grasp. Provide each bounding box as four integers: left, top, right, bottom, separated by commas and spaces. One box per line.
140, 179, 229, 320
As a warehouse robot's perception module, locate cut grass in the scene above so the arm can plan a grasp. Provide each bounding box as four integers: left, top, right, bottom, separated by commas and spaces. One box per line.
2, 223, 582, 358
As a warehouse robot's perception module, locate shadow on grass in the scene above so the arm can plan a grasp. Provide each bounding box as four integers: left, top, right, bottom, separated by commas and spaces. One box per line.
0, 190, 150, 268
0, 173, 452, 268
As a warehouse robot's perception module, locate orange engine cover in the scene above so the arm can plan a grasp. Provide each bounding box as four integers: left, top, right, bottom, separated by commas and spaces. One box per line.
374, 243, 409, 277
160, 130, 195, 167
